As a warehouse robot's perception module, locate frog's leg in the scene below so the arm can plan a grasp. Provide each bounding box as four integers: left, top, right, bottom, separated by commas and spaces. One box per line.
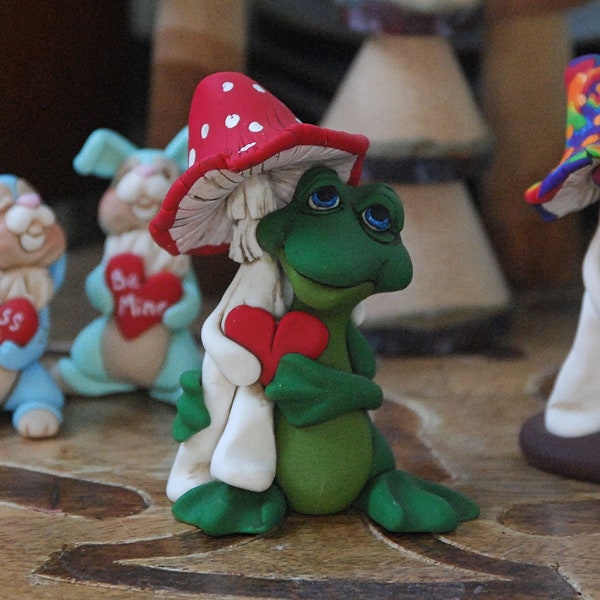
355, 424, 479, 533
57, 318, 136, 396
172, 480, 287, 536
149, 329, 202, 404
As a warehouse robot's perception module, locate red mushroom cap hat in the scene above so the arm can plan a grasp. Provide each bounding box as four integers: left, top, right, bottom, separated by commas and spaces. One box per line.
150, 72, 369, 256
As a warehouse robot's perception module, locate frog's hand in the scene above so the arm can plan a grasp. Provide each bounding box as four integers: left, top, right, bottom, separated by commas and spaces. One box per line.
85, 262, 114, 315
173, 370, 211, 442
162, 270, 202, 330
265, 353, 383, 427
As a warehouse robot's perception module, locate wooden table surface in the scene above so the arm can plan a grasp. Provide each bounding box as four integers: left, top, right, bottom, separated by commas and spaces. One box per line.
2, 244, 597, 599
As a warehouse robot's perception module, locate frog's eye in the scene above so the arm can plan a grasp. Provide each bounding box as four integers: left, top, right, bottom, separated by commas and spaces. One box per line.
309, 185, 340, 210
362, 204, 391, 232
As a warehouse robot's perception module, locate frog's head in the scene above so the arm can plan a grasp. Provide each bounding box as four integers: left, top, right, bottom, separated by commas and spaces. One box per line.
257, 166, 412, 311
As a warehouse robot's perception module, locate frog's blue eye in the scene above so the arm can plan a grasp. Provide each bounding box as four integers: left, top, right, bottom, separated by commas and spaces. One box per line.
363, 205, 391, 232
309, 185, 340, 210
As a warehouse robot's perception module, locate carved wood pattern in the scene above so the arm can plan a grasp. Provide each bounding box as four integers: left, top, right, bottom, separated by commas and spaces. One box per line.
0, 280, 595, 598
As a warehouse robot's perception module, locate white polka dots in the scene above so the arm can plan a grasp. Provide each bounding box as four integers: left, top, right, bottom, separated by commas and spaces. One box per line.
160, 71, 369, 259
225, 114, 240, 128
187, 72, 336, 168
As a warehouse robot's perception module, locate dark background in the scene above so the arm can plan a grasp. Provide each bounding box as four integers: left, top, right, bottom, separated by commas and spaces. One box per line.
0, 0, 598, 247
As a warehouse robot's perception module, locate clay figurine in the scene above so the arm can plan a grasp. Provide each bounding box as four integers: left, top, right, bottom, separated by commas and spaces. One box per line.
56, 129, 201, 404
520, 54, 600, 481
151, 72, 478, 535
0, 174, 66, 438
151, 71, 368, 509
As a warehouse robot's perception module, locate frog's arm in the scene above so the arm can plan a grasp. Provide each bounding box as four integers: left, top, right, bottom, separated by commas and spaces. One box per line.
347, 321, 376, 379
172, 370, 211, 442
85, 262, 114, 315
0, 307, 49, 370
265, 353, 382, 427
162, 270, 201, 330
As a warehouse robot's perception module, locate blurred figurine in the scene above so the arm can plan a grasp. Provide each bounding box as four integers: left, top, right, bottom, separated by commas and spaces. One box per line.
520, 55, 600, 481
150, 72, 478, 535
56, 129, 201, 404
0, 175, 66, 438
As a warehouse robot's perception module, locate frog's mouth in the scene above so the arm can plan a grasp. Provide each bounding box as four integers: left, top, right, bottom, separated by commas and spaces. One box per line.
278, 250, 374, 311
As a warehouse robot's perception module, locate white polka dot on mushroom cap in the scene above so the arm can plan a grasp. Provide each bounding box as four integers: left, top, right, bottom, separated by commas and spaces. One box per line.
188, 148, 196, 167
222, 81, 234, 92
253, 83, 266, 93
248, 121, 263, 133
201, 123, 210, 139
240, 142, 256, 153
225, 114, 240, 128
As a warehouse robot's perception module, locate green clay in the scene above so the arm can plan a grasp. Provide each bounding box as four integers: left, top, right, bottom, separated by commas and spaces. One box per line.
275, 410, 373, 515
172, 370, 210, 443
172, 481, 287, 536
170, 166, 479, 535
257, 166, 478, 533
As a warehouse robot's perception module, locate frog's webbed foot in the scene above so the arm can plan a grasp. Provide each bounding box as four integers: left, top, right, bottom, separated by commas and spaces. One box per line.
356, 470, 478, 533
172, 481, 287, 536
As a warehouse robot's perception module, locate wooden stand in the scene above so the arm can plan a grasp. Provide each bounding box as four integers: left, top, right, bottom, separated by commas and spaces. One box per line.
362, 180, 510, 353
321, 30, 511, 353
146, 0, 246, 295
479, 0, 589, 289
2, 243, 598, 598
146, 0, 247, 148
321, 35, 492, 172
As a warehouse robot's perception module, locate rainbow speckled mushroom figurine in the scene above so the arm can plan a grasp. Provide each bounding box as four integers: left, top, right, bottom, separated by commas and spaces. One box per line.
151, 72, 478, 535
520, 54, 600, 481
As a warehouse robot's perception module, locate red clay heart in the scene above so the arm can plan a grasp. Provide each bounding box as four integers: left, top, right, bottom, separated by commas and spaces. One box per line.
224, 305, 329, 385
105, 253, 183, 340
0, 297, 39, 346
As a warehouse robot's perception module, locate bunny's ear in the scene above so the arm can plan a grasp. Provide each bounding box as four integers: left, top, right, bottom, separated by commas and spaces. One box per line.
73, 129, 140, 179
163, 127, 189, 173
0, 174, 19, 197
0, 175, 18, 211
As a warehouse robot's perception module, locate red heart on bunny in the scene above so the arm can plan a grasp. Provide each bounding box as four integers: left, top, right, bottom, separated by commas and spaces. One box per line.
105, 253, 183, 340
224, 305, 329, 385
0, 297, 39, 346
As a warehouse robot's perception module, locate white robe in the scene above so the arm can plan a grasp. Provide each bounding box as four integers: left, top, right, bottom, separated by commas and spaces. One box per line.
166, 253, 287, 500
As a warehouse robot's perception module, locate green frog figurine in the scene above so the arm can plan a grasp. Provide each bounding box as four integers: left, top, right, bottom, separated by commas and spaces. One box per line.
171, 166, 478, 535
150, 72, 477, 536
